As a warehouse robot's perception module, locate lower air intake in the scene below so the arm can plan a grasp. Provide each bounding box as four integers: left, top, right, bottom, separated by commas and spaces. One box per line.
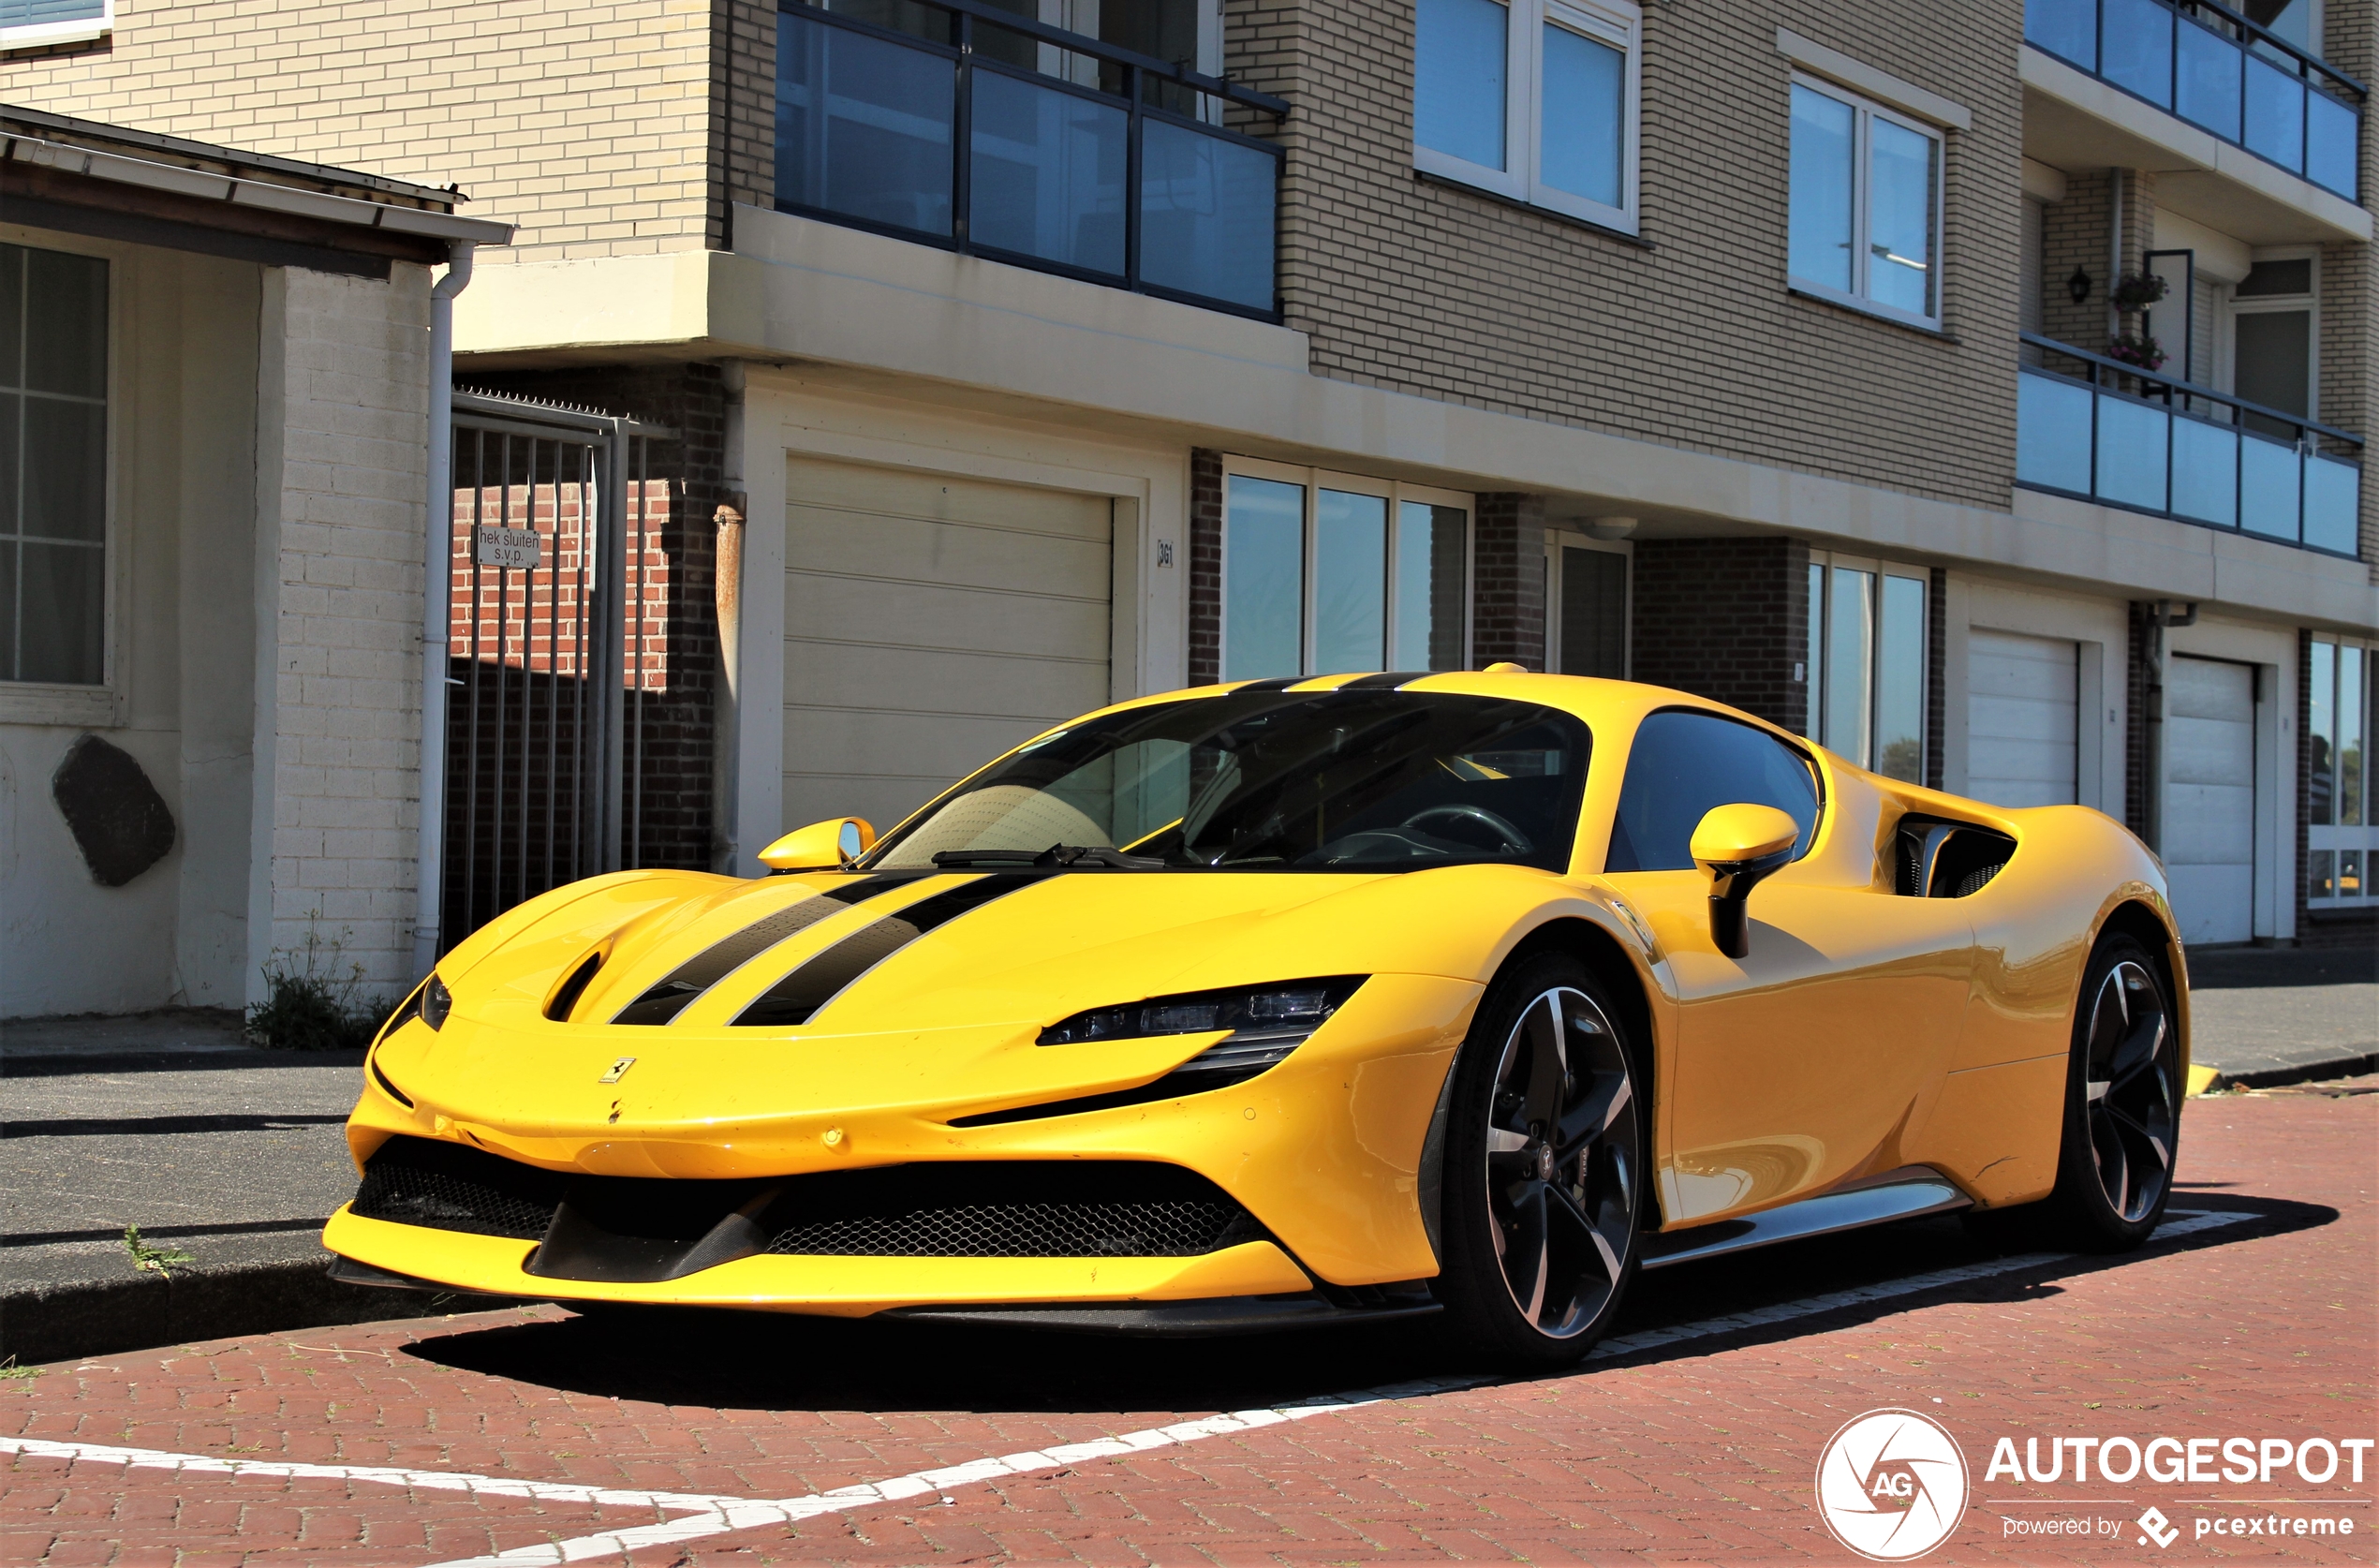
763, 1161, 1268, 1258
351, 1135, 563, 1240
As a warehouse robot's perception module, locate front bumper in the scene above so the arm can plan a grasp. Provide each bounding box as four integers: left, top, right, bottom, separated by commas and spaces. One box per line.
320, 1205, 1313, 1316
347, 972, 1482, 1290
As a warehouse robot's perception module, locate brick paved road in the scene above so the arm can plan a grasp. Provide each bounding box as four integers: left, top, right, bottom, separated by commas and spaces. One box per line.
5, 1087, 2372, 1565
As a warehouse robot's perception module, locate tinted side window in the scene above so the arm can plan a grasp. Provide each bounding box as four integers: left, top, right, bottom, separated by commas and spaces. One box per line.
1605, 711, 1821, 872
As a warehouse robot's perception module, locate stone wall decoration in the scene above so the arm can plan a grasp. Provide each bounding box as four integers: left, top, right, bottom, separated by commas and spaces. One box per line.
51, 733, 176, 887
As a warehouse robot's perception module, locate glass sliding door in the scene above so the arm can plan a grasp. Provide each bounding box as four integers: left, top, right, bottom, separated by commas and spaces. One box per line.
1314, 489, 1388, 674
1222, 474, 1304, 680
1806, 553, 1928, 781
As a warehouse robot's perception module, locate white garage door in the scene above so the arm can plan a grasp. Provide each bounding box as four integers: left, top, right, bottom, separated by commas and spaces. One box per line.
2164, 655, 2255, 945
783, 458, 1113, 836
1967, 629, 2078, 807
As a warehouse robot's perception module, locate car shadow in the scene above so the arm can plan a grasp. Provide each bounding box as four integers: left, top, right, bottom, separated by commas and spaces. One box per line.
400, 1191, 2335, 1416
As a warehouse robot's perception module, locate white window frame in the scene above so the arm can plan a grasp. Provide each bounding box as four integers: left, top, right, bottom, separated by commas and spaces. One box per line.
1218, 455, 1475, 679
2219, 245, 2320, 416
1787, 70, 1948, 333
0, 0, 111, 51
1804, 550, 1929, 779
1543, 529, 1631, 677
2307, 634, 2372, 909
1412, 0, 1642, 234
0, 224, 121, 729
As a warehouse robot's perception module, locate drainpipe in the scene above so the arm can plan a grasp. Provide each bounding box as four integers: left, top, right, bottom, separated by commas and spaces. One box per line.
413, 242, 476, 982
2142, 597, 2198, 854
712, 360, 746, 875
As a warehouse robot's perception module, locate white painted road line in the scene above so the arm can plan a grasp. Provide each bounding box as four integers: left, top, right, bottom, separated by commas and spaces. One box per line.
0, 1209, 2253, 1568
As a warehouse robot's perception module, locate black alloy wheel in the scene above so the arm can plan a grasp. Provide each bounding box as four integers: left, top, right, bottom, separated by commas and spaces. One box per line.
1997, 931, 2180, 1252
2080, 954, 2178, 1223
1434, 953, 1645, 1368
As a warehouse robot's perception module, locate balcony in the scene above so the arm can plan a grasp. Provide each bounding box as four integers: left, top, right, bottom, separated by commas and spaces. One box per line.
2017, 333, 2362, 556
2025, 0, 2363, 202
773, 0, 1286, 320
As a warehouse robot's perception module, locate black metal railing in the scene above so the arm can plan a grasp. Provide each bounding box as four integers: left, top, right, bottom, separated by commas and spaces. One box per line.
775, 0, 1288, 319
2025, 0, 2364, 201
2017, 332, 2363, 555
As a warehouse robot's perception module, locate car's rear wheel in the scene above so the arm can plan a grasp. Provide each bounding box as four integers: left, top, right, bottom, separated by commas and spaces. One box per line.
1432, 953, 1645, 1369
1989, 932, 2180, 1252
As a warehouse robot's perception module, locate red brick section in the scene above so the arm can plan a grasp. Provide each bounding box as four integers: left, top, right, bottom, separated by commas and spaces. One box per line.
6, 1089, 2372, 1564
1631, 537, 1810, 732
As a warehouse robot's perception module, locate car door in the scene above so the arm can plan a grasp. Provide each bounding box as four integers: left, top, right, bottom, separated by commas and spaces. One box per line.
1600, 709, 1972, 1223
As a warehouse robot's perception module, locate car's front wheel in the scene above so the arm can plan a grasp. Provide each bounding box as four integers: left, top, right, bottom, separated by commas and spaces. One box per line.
1432, 953, 1646, 1369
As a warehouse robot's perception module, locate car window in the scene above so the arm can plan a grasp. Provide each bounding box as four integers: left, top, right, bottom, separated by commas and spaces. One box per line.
866, 690, 1592, 874
1604, 710, 1821, 872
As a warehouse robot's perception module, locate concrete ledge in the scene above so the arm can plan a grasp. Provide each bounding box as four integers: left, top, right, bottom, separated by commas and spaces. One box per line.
2206, 1051, 2379, 1092
0, 1249, 511, 1367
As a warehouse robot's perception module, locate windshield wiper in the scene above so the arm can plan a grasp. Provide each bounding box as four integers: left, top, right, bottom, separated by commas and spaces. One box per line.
931, 845, 1164, 870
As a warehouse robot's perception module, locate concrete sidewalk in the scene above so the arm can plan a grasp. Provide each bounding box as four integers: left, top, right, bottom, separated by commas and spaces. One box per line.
2184, 942, 2377, 1085
0, 1012, 465, 1365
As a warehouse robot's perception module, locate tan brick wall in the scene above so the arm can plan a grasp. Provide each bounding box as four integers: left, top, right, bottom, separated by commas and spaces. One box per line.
1225, 0, 2026, 513
0, 0, 719, 264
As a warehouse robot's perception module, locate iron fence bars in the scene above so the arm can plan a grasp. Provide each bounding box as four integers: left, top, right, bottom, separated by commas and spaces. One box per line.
2014, 331, 2363, 556
442, 392, 677, 950
2025, 0, 2365, 200
774, 0, 1286, 320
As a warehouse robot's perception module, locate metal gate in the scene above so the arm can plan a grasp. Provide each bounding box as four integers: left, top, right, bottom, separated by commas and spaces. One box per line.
441, 391, 675, 945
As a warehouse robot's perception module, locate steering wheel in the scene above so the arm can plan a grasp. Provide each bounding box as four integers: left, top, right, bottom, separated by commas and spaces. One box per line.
1398, 804, 1533, 854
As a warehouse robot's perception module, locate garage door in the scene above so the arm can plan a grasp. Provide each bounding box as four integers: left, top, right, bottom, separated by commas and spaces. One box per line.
783, 458, 1113, 836
1967, 629, 2077, 807
2164, 655, 2255, 945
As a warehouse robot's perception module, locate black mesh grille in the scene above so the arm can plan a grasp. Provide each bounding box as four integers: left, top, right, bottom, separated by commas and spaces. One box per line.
762, 1161, 1268, 1258
352, 1135, 564, 1240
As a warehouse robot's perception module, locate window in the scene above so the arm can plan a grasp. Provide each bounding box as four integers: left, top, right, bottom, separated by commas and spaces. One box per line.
2309, 637, 2371, 907
1, 242, 109, 688
1605, 709, 1821, 872
1413, 0, 1640, 231
1220, 460, 1470, 680
2227, 252, 2316, 441
867, 688, 1592, 872
1805, 555, 1928, 783
1788, 75, 1944, 330
0, 0, 111, 50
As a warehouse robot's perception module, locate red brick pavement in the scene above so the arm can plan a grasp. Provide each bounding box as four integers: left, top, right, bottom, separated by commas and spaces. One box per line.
5, 1087, 2372, 1565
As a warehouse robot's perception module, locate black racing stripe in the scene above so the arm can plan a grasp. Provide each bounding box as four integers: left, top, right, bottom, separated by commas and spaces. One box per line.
1334, 671, 1437, 689
610, 874, 925, 1026
1229, 677, 1301, 691
731, 874, 1051, 1028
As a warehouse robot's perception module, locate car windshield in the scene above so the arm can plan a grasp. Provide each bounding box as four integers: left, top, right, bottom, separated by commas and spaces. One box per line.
864, 690, 1591, 873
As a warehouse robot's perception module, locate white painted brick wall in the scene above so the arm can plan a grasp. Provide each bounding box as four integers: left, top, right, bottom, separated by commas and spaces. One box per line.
265, 264, 431, 997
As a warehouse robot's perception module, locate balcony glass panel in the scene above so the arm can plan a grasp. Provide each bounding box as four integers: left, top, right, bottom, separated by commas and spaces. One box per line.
2017, 369, 2093, 494
2306, 88, 2359, 199
2175, 14, 2243, 142
2102, 0, 2173, 108
2243, 52, 2306, 172
2170, 412, 2239, 526
776, 10, 956, 237
968, 69, 1128, 276
2304, 454, 2361, 553
1139, 119, 1278, 314
2094, 392, 2170, 512
2025, 0, 2096, 69
2239, 431, 2302, 540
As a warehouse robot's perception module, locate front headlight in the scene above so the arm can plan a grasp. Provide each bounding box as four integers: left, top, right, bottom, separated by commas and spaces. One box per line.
1039, 978, 1365, 1086
420, 973, 452, 1030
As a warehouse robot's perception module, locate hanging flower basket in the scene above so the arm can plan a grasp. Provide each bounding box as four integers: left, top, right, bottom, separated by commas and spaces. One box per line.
2111, 272, 2170, 311
2106, 333, 2167, 372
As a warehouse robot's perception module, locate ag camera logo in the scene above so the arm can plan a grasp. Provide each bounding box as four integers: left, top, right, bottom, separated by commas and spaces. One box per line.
1816, 1409, 1971, 1561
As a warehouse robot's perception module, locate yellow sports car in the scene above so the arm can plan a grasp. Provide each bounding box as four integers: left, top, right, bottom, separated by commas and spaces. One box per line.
327, 672, 2188, 1367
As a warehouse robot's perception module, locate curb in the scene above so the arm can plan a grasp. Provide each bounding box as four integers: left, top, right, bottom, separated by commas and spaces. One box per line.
2200, 1051, 2379, 1093
0, 1252, 506, 1367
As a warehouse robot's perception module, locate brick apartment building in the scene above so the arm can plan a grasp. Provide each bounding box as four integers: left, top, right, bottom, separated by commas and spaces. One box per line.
3, 0, 2373, 1011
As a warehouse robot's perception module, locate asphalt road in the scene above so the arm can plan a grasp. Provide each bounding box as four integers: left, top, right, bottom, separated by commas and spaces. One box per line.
4, 1081, 2372, 1565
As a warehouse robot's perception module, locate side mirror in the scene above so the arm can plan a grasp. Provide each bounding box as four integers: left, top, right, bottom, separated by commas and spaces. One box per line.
758, 817, 876, 873
1689, 804, 1800, 959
